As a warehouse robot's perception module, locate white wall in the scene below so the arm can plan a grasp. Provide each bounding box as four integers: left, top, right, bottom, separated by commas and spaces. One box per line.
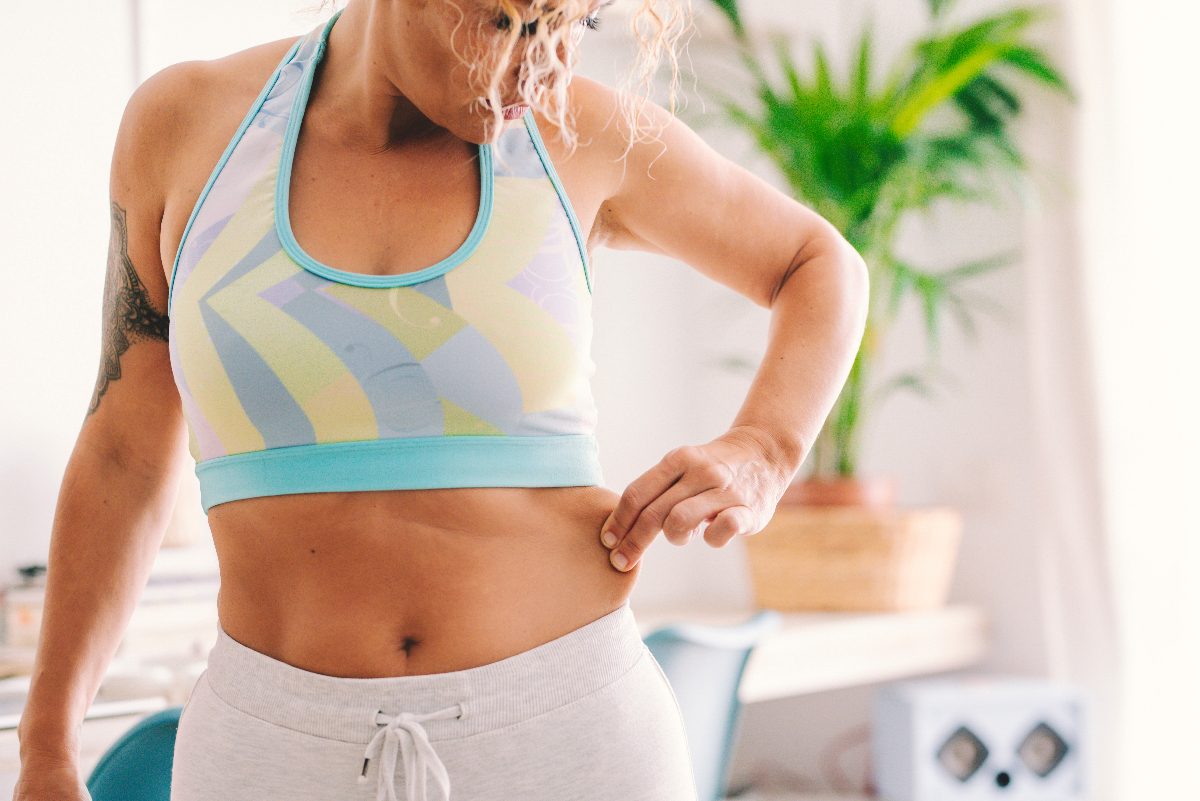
0, 0, 338, 575
0, 2, 135, 571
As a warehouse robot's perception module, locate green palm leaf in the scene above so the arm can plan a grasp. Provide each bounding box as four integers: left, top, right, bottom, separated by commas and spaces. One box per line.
701, 0, 1072, 477
709, 0, 744, 39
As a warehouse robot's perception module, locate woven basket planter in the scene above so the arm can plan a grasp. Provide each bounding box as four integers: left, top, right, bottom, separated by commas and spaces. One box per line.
743, 504, 963, 612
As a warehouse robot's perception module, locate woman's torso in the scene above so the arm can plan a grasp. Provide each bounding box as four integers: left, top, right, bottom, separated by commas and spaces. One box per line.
158, 32, 635, 678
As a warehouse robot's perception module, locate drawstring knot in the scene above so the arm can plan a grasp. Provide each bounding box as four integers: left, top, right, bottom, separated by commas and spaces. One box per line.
357, 702, 465, 801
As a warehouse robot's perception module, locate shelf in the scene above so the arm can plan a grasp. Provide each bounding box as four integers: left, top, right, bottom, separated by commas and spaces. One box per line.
632, 603, 988, 703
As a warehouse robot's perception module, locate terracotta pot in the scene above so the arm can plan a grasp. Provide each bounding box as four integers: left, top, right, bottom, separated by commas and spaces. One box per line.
780, 474, 897, 508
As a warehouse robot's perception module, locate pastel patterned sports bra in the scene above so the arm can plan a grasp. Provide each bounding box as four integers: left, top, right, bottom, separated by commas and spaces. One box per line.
168, 8, 603, 514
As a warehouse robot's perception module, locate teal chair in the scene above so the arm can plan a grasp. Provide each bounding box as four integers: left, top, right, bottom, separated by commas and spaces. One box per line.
643, 610, 782, 801
86, 706, 181, 801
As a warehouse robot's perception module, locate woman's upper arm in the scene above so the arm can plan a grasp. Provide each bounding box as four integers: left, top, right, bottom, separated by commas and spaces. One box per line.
589, 82, 848, 309
81, 62, 202, 474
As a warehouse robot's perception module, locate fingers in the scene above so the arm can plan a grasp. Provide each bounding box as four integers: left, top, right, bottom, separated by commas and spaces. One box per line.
703, 503, 757, 546
601, 445, 700, 545
602, 444, 732, 538
602, 445, 738, 572
606, 477, 694, 570
662, 484, 734, 546
598, 433, 785, 573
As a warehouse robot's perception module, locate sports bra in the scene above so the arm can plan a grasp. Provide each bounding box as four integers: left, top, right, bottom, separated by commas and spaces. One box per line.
168, 8, 603, 514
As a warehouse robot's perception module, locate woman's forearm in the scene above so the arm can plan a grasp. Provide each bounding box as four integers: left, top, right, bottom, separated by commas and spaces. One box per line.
728, 232, 870, 478
17, 441, 183, 763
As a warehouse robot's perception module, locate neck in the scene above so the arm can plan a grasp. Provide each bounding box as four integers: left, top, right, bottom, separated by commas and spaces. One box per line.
308, 0, 448, 154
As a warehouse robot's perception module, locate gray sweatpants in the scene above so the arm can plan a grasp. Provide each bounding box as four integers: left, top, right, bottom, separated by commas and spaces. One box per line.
170, 601, 700, 801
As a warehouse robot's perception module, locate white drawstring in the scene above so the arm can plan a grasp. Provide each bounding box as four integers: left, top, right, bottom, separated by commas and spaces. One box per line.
357, 703, 465, 801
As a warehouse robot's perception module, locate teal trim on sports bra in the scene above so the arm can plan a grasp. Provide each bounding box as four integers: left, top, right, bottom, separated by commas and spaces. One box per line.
168, 36, 305, 317
274, 15, 496, 289
195, 433, 602, 512
523, 113, 594, 294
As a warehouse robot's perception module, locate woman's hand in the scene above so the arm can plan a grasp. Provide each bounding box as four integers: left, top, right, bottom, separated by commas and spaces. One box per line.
598, 425, 798, 572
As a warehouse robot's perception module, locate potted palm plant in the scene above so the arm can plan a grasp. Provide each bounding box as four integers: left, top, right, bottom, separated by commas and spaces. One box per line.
694, 0, 1072, 610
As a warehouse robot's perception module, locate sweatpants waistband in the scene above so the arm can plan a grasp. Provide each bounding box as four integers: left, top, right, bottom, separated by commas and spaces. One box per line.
202, 601, 645, 743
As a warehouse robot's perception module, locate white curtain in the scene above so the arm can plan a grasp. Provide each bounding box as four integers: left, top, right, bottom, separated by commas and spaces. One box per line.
1057, 1, 1200, 797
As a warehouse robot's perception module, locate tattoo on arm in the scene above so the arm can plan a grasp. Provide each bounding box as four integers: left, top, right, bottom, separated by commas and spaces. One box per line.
87, 201, 170, 416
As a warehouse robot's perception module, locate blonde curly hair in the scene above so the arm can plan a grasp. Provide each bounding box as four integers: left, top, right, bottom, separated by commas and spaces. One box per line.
302, 0, 694, 166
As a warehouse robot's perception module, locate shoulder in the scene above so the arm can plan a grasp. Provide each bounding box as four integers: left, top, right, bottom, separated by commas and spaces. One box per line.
110, 60, 204, 206
531, 73, 694, 247
113, 35, 303, 196
527, 74, 638, 186
186, 33, 306, 107
536, 73, 694, 187
527, 74, 672, 243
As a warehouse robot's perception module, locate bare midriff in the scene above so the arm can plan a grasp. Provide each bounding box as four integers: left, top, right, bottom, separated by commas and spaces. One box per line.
206, 486, 637, 677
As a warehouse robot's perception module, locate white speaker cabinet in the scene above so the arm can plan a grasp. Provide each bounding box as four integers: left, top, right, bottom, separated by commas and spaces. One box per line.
871, 674, 1087, 801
